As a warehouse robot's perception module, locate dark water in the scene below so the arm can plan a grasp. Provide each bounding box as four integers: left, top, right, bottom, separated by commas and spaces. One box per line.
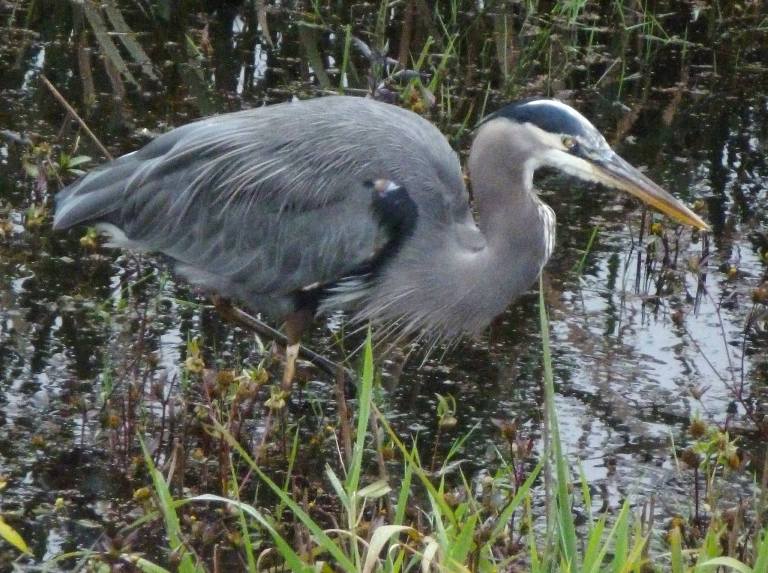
1, 0, 767, 565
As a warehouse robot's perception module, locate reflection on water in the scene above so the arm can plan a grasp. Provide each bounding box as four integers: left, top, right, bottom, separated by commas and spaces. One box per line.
1, 0, 767, 562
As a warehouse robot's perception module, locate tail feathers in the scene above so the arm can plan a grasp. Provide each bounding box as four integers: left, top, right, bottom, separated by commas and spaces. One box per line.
53, 157, 135, 230
53, 186, 119, 230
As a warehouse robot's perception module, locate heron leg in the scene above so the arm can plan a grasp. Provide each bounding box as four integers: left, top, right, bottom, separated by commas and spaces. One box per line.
210, 296, 353, 383
280, 309, 313, 391
212, 295, 289, 344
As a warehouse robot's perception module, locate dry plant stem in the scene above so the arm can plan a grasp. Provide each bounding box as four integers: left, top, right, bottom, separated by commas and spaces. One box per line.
398, 0, 414, 66
103, 49, 127, 106
642, 496, 655, 561
213, 543, 221, 573
760, 447, 768, 510
727, 503, 744, 556
167, 440, 180, 486
634, 208, 647, 292
255, 0, 273, 47
429, 425, 442, 474
39, 74, 113, 160
682, 322, 728, 386
335, 366, 353, 466
694, 465, 700, 525
703, 289, 737, 385
254, 409, 275, 467
688, 287, 761, 430
233, 406, 276, 496
74, 6, 96, 108
415, 0, 442, 46
739, 306, 755, 399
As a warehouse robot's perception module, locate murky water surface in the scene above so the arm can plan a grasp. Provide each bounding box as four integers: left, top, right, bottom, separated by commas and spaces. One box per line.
1, 0, 767, 565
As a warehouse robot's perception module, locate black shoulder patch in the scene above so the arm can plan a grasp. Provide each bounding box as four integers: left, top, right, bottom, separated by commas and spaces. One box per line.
481, 98, 588, 138
345, 179, 418, 278
370, 180, 418, 248
291, 180, 418, 314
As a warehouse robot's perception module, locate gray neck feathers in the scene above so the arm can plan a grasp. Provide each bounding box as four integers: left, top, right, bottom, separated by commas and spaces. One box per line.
469, 121, 541, 241
359, 119, 553, 341
447, 120, 552, 330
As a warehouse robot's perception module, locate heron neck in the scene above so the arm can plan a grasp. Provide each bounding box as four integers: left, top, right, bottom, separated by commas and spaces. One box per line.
454, 121, 552, 332
468, 122, 541, 245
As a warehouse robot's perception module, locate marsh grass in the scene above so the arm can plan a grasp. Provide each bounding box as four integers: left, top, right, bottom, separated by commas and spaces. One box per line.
18, 311, 764, 571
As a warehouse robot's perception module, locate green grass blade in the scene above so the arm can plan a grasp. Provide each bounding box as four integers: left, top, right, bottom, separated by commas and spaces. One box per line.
577, 460, 593, 523
41, 550, 96, 571
130, 557, 173, 573
215, 425, 357, 572
526, 495, 542, 572
344, 330, 375, 569
394, 446, 415, 526
356, 480, 391, 500
572, 225, 600, 275
410, 35, 434, 75
695, 556, 753, 573
347, 329, 374, 495
448, 513, 477, 564
613, 500, 630, 572
442, 422, 480, 468
338, 24, 352, 92
228, 463, 257, 573
696, 525, 724, 565
390, 547, 407, 573
488, 460, 543, 545
362, 525, 414, 573
585, 499, 632, 573
0, 518, 30, 555
539, 277, 578, 567
189, 494, 312, 573
139, 438, 199, 573
621, 526, 649, 573
325, 464, 351, 509
669, 525, 684, 573
582, 514, 608, 571
236, 507, 257, 573
426, 490, 450, 548
754, 528, 768, 573
374, 407, 458, 529
277, 425, 301, 521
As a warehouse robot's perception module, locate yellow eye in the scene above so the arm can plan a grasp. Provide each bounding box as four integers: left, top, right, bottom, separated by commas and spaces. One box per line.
562, 136, 576, 150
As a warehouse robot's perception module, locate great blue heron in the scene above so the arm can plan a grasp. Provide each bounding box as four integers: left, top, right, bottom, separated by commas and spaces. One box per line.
53, 96, 708, 387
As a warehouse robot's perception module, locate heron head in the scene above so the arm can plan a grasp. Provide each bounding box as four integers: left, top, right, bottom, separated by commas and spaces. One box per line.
485, 98, 709, 231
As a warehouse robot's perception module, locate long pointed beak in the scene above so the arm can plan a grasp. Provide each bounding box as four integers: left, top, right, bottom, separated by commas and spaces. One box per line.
591, 152, 709, 231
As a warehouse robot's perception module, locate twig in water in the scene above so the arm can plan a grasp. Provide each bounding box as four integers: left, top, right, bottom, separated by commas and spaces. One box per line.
702, 289, 737, 386
39, 74, 114, 160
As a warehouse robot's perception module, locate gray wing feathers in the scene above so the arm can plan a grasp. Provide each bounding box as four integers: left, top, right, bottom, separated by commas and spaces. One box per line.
54, 96, 469, 316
